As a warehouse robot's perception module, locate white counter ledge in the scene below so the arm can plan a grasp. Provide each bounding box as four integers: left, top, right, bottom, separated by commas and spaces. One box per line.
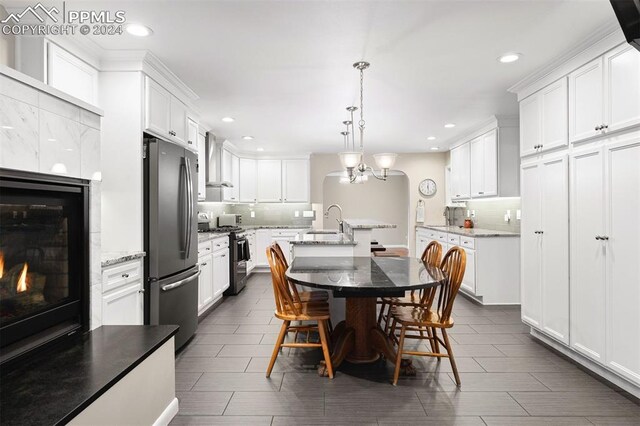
291, 233, 357, 246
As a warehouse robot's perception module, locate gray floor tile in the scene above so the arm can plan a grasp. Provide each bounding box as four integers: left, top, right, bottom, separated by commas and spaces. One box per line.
475, 357, 567, 373
488, 312, 527, 324
224, 391, 324, 416
245, 354, 323, 373
325, 388, 427, 417
509, 391, 640, 417
451, 316, 496, 325
470, 324, 531, 334
176, 372, 203, 391
432, 344, 505, 357
452, 372, 550, 391
175, 391, 233, 416
272, 416, 378, 425
217, 344, 279, 357
444, 324, 479, 334
175, 357, 250, 372
449, 333, 527, 345
416, 391, 528, 416
195, 324, 239, 334
494, 344, 555, 357
179, 344, 223, 357
377, 417, 485, 426
531, 371, 618, 392
170, 416, 273, 425
482, 417, 593, 425
192, 372, 283, 391
587, 417, 640, 425
212, 316, 273, 325
195, 333, 263, 344
235, 324, 285, 334
412, 356, 486, 373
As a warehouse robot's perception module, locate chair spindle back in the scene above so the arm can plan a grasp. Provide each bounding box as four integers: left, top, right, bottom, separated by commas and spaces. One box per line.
435, 246, 466, 322
417, 240, 443, 306
266, 244, 302, 316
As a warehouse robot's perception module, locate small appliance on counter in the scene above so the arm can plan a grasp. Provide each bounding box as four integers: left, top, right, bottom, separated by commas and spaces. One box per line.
198, 212, 211, 232
217, 213, 242, 227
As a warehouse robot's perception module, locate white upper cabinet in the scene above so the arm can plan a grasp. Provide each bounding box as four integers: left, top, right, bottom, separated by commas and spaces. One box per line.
520, 78, 568, 156
604, 44, 640, 134
144, 76, 195, 148
239, 158, 257, 202
231, 154, 240, 201
170, 96, 188, 145
569, 44, 640, 143
187, 117, 198, 149
282, 159, 310, 202
569, 58, 604, 143
144, 77, 171, 138
470, 129, 498, 197
257, 160, 283, 202
450, 142, 470, 200
221, 149, 239, 202
47, 43, 99, 105
520, 93, 541, 157
197, 132, 206, 201
540, 78, 568, 151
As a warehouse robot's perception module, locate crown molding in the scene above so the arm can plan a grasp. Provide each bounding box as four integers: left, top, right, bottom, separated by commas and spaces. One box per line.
447, 114, 518, 150
508, 21, 624, 100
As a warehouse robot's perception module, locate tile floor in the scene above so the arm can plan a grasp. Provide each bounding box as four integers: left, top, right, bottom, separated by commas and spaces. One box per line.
171, 273, 640, 426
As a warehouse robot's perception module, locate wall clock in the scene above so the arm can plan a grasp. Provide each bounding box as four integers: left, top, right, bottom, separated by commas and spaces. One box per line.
419, 179, 437, 197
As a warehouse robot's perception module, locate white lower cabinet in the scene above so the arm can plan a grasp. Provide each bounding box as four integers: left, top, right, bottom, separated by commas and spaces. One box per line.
101, 258, 144, 325
246, 231, 256, 274
570, 136, 640, 382
459, 246, 476, 295
256, 229, 271, 267
197, 237, 229, 316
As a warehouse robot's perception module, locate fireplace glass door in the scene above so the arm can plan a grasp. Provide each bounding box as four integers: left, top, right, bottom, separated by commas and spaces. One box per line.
0, 172, 89, 361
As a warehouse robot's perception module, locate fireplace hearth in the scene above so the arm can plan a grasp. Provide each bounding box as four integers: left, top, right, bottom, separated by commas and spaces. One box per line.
0, 169, 90, 365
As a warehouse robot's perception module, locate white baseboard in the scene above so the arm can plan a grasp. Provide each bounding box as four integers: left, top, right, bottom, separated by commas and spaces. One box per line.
153, 397, 179, 426
530, 328, 640, 400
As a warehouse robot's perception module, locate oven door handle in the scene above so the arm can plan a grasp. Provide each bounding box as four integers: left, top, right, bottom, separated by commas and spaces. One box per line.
161, 270, 201, 292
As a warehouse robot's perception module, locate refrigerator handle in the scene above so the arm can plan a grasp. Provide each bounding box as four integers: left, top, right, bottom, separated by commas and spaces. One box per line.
161, 269, 201, 291
180, 160, 189, 257
186, 156, 194, 258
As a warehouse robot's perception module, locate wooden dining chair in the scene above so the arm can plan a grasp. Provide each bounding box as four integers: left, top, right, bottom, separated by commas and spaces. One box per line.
265, 244, 334, 378
377, 240, 443, 332
388, 246, 466, 386
273, 242, 329, 304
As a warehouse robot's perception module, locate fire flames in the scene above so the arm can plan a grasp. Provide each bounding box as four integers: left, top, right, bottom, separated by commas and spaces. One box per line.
17, 263, 28, 293
0, 252, 3, 279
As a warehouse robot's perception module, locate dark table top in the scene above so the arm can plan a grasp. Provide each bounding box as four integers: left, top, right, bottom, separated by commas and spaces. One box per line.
286, 256, 445, 297
0, 325, 179, 426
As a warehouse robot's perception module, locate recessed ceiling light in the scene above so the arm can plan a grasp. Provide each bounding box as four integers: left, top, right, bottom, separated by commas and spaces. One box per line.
498, 53, 521, 63
126, 23, 153, 37
242, 136, 254, 140
444, 123, 456, 128
257, 147, 264, 152
221, 117, 235, 123
1, 125, 13, 129
430, 147, 440, 151
427, 136, 436, 141
48, 138, 57, 142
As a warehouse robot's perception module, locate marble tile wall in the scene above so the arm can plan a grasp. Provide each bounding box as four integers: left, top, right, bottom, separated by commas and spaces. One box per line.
197, 202, 314, 227
0, 71, 103, 329
454, 198, 522, 233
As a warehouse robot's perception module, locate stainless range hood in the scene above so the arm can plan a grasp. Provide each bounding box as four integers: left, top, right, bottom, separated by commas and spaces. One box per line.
204, 132, 233, 202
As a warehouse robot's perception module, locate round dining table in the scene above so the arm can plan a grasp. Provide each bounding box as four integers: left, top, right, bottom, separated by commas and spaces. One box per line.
286, 256, 446, 376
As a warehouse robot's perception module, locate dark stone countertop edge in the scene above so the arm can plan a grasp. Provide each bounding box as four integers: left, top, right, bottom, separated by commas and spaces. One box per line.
58, 326, 179, 425
0, 325, 178, 426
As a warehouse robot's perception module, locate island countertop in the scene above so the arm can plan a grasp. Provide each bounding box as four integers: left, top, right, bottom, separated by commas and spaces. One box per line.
417, 224, 520, 238
343, 219, 397, 229
291, 233, 357, 245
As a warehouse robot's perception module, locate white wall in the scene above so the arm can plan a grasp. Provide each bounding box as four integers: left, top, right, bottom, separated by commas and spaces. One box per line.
0, 6, 15, 68
99, 72, 144, 252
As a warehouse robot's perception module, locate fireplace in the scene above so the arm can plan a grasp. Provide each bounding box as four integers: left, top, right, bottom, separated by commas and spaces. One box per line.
0, 169, 90, 365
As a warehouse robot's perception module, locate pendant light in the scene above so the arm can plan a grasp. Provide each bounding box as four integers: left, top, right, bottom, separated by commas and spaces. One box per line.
338, 61, 397, 183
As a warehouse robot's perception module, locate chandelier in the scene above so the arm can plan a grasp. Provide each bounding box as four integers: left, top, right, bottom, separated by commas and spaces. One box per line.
338, 61, 397, 183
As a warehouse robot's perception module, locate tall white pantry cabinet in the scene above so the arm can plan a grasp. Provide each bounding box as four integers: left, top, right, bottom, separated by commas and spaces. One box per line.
515, 40, 640, 396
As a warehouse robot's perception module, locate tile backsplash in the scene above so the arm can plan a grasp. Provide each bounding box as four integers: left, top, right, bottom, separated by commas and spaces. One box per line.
198, 202, 314, 227
452, 198, 521, 233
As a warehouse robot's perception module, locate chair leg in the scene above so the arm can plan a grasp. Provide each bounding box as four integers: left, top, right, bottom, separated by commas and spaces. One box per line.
441, 329, 460, 386
432, 327, 440, 356
384, 305, 394, 334
426, 327, 436, 352
377, 300, 387, 326
317, 319, 334, 379
267, 320, 290, 378
392, 324, 407, 385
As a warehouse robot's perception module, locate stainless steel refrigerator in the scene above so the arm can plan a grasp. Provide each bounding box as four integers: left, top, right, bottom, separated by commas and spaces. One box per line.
144, 136, 199, 350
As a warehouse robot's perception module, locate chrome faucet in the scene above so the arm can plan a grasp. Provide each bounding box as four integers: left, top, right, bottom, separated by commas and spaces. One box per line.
324, 204, 344, 233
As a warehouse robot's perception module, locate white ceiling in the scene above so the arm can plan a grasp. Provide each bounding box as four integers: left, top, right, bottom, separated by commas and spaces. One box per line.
15, 1, 620, 153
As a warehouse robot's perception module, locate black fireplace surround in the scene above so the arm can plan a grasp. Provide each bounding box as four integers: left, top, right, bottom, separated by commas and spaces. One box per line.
0, 169, 90, 366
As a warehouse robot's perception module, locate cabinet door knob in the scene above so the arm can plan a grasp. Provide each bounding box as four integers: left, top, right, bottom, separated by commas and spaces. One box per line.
122, 273, 129, 278
138, 289, 145, 293
602, 236, 609, 241
201, 262, 207, 266
603, 124, 608, 130
595, 236, 602, 240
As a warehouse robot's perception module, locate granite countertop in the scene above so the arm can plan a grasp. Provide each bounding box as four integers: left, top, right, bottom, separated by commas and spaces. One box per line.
286, 256, 445, 297
417, 224, 520, 238
198, 231, 230, 242
242, 225, 311, 230
101, 251, 146, 267
291, 233, 357, 246
0, 325, 178, 426
343, 219, 397, 229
